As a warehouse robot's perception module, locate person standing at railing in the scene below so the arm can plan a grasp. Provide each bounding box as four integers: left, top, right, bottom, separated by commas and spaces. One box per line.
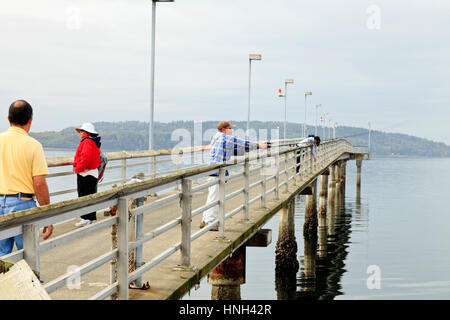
295, 135, 321, 173
200, 121, 267, 230
73, 123, 101, 227
0, 100, 53, 256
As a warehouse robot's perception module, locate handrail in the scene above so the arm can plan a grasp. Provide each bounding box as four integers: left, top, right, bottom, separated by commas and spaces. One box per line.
0, 138, 357, 300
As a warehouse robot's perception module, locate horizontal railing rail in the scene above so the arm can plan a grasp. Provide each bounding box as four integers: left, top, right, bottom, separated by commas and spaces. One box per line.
45, 137, 309, 200
0, 138, 357, 300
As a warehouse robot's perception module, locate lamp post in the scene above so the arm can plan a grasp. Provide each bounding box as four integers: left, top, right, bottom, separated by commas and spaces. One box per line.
333, 121, 337, 139
283, 80, 294, 140
315, 104, 322, 136
303, 91, 312, 137
319, 115, 324, 138
149, 0, 174, 151
323, 111, 328, 140
368, 121, 371, 154
247, 54, 262, 139
328, 117, 333, 140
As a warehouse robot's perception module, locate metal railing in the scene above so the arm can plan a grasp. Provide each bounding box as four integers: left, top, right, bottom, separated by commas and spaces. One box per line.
0, 138, 354, 300
45, 137, 308, 200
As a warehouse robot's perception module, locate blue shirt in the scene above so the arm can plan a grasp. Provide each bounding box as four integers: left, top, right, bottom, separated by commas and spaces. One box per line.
208, 132, 258, 176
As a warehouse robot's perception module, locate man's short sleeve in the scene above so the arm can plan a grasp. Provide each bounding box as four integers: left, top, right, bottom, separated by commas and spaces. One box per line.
32, 142, 49, 177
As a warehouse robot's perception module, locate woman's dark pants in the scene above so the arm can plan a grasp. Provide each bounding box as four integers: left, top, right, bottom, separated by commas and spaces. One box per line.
77, 174, 98, 221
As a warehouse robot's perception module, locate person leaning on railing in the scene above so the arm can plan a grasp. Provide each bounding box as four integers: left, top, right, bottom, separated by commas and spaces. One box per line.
295, 135, 321, 173
199, 121, 267, 231
0, 100, 53, 257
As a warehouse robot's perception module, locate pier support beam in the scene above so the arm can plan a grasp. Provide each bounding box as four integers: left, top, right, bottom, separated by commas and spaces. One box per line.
356, 159, 362, 202
303, 179, 318, 238
334, 162, 341, 211
318, 171, 329, 224
208, 245, 246, 300
275, 198, 298, 300
275, 198, 298, 272
327, 165, 336, 238
340, 161, 346, 201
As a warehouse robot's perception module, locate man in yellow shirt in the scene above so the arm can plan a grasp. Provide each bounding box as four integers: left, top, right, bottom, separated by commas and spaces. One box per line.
0, 100, 53, 256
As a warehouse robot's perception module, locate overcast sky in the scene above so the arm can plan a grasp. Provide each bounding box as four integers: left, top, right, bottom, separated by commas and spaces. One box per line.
1, 0, 449, 144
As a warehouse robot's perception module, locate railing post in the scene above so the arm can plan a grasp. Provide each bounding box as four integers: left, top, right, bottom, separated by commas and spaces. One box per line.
275, 153, 280, 200
117, 196, 129, 300
291, 151, 297, 187
22, 224, 40, 274
121, 159, 127, 183
180, 178, 192, 268
261, 158, 266, 208
284, 154, 289, 193
218, 168, 226, 239
243, 158, 250, 220
134, 212, 144, 287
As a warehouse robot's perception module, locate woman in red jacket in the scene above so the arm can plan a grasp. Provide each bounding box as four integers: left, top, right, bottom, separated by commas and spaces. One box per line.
73, 122, 101, 227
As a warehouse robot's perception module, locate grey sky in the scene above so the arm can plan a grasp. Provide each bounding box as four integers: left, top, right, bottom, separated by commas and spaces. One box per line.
1, 0, 449, 144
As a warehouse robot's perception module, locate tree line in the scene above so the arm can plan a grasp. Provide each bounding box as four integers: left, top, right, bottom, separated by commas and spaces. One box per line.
30, 120, 450, 157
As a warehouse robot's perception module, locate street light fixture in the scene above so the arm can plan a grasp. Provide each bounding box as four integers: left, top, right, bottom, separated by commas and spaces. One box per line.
315, 104, 322, 136
247, 54, 262, 138
304, 91, 312, 137
149, 0, 175, 151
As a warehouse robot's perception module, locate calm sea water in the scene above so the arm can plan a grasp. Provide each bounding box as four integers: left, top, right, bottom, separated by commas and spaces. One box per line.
44, 149, 450, 299
183, 156, 450, 300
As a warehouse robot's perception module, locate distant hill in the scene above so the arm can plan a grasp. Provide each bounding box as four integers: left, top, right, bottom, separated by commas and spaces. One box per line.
30, 120, 450, 157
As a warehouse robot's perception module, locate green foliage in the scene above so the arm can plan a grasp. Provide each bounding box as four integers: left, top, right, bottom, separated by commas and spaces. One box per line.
29, 120, 450, 157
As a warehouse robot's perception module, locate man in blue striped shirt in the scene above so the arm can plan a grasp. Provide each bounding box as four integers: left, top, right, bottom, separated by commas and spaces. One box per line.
200, 121, 267, 230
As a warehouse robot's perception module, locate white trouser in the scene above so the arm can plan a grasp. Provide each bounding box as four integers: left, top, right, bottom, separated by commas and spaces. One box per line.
202, 177, 219, 224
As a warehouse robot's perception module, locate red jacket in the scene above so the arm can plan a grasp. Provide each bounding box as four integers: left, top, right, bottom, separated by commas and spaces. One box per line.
73, 137, 101, 173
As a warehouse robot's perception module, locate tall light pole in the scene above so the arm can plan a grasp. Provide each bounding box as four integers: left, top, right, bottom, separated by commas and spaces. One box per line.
247, 54, 262, 139
149, 0, 174, 151
320, 115, 324, 138
315, 104, 322, 136
278, 79, 294, 140
328, 117, 333, 140
323, 111, 328, 140
303, 91, 312, 137
333, 121, 337, 139
368, 121, 371, 154
284, 80, 294, 140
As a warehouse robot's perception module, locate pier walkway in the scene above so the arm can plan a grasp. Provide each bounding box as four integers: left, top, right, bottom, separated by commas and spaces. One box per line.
0, 138, 368, 300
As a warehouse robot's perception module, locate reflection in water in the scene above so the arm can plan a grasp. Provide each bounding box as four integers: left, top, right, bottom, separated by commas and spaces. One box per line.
276, 195, 361, 300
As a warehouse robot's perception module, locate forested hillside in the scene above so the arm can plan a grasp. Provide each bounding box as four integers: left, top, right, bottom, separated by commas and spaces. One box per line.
30, 120, 450, 157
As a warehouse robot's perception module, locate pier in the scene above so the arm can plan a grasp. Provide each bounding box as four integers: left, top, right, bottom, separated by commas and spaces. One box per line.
0, 138, 368, 300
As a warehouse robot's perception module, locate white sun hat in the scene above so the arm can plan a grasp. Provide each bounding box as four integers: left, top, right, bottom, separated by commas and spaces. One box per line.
75, 122, 98, 135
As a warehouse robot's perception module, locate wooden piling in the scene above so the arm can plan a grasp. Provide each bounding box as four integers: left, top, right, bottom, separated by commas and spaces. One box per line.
275, 198, 299, 272
334, 162, 341, 211
318, 172, 328, 223
327, 165, 336, 238
208, 245, 246, 300
303, 179, 318, 238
